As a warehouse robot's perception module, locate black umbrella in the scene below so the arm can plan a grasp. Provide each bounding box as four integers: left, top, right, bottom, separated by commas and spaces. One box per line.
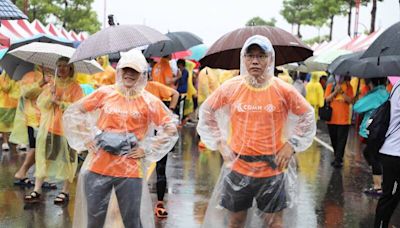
362, 21, 400, 59
144, 31, 203, 57
327, 51, 364, 75
0, 55, 34, 81
348, 55, 400, 78
0, 0, 27, 20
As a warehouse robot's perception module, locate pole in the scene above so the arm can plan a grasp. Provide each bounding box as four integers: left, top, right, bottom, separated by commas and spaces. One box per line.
103, 0, 107, 28
354, 0, 361, 37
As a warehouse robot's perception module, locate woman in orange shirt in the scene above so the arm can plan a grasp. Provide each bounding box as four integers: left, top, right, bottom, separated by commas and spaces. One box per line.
63, 50, 178, 228
325, 76, 354, 168
24, 57, 84, 204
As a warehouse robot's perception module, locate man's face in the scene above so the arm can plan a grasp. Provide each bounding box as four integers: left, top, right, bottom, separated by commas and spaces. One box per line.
57, 61, 72, 79
121, 67, 140, 88
244, 45, 270, 78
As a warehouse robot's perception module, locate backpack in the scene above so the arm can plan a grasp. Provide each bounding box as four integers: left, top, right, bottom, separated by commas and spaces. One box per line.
366, 84, 400, 151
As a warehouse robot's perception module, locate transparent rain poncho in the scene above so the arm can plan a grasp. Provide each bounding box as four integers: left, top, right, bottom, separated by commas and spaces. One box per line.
63, 49, 179, 228
35, 61, 84, 182
197, 35, 316, 227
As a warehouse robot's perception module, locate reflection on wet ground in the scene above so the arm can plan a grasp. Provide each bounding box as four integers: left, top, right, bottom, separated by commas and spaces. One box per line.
0, 123, 399, 227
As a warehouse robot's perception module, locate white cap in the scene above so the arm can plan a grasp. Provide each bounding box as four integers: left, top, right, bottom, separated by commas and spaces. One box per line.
117, 49, 147, 73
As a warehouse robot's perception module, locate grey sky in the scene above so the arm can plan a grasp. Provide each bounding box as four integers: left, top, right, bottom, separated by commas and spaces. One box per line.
92, 0, 399, 46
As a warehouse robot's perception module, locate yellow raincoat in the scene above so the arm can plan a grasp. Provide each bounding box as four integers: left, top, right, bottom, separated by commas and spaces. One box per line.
35, 75, 84, 182
183, 60, 198, 116
277, 68, 293, 84
218, 69, 238, 85
10, 70, 44, 145
197, 67, 220, 105
92, 56, 116, 88
306, 71, 325, 119
0, 72, 19, 132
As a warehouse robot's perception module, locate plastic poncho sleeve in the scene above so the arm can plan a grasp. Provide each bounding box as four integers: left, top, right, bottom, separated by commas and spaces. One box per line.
284, 85, 317, 152
141, 93, 179, 162
197, 82, 230, 150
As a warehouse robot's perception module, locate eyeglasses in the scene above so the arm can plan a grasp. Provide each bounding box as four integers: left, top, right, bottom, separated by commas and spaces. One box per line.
244, 54, 268, 61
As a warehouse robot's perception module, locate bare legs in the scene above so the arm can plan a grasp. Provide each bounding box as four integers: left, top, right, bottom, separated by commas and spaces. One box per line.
228, 210, 283, 228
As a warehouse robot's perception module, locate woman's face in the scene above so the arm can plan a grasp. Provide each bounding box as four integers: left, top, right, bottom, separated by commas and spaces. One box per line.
121, 67, 140, 88
57, 61, 73, 79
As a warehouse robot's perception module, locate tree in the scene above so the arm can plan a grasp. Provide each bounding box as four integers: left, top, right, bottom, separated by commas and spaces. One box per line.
246, 17, 276, 27
15, 0, 100, 34
281, 0, 314, 38
312, 0, 348, 40
370, 0, 383, 33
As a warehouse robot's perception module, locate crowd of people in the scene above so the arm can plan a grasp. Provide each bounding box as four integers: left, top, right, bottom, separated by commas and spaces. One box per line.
0, 34, 399, 228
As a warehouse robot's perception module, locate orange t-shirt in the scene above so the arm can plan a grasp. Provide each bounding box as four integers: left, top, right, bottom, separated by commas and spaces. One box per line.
151, 58, 173, 87
82, 87, 171, 178
206, 77, 310, 177
48, 82, 84, 135
145, 81, 175, 101
325, 82, 354, 125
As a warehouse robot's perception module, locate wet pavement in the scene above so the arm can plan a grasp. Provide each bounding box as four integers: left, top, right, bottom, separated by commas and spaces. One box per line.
0, 122, 399, 227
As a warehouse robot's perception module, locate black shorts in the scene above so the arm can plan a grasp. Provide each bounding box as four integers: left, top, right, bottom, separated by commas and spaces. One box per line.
27, 126, 36, 149
221, 171, 287, 213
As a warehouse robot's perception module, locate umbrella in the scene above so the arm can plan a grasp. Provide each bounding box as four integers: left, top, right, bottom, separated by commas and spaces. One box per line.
0, 0, 27, 20
280, 62, 309, 73
186, 44, 208, 61
388, 76, 400, 85
70, 24, 170, 62
0, 34, 75, 60
0, 54, 34, 80
144, 31, 203, 57
304, 49, 352, 72
347, 55, 400, 78
9, 42, 103, 75
199, 26, 312, 69
327, 51, 364, 75
362, 21, 400, 58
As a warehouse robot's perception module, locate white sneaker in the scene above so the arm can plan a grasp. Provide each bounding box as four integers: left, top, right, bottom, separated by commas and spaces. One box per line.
17, 144, 27, 150
2, 143, 9, 151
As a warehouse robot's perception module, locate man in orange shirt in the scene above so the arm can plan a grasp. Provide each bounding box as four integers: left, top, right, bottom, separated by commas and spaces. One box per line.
197, 35, 316, 227
151, 55, 175, 88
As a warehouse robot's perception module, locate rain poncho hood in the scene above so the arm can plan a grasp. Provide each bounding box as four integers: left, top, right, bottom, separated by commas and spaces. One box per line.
92, 55, 116, 87
197, 35, 316, 227
63, 49, 179, 228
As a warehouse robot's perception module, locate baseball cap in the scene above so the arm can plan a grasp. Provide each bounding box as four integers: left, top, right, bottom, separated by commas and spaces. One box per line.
117, 49, 147, 73
243, 35, 273, 54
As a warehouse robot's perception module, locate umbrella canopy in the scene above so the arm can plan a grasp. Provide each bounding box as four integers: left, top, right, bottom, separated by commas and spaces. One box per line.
305, 49, 352, 72
280, 62, 309, 73
9, 34, 74, 51
362, 21, 400, 58
327, 51, 364, 75
0, 0, 27, 20
70, 24, 170, 62
187, 44, 208, 61
9, 42, 103, 74
0, 54, 34, 80
144, 31, 203, 57
199, 26, 312, 69
348, 55, 400, 78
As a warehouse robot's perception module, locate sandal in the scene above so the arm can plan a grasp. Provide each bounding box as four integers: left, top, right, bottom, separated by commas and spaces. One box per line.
24, 191, 41, 203
364, 187, 383, 196
154, 202, 168, 218
42, 182, 57, 190
54, 192, 69, 204
14, 178, 34, 187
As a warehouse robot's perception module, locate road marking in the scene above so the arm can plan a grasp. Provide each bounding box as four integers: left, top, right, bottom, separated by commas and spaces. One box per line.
314, 136, 334, 152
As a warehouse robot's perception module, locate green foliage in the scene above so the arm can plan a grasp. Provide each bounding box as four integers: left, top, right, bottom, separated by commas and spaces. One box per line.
15, 0, 100, 34
303, 35, 330, 45
246, 17, 277, 27
281, 0, 314, 25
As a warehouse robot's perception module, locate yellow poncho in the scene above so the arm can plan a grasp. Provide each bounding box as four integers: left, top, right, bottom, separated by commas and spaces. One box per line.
197, 67, 220, 105
92, 56, 116, 88
183, 60, 198, 116
35, 76, 84, 182
306, 71, 325, 119
10, 70, 44, 145
0, 72, 19, 132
